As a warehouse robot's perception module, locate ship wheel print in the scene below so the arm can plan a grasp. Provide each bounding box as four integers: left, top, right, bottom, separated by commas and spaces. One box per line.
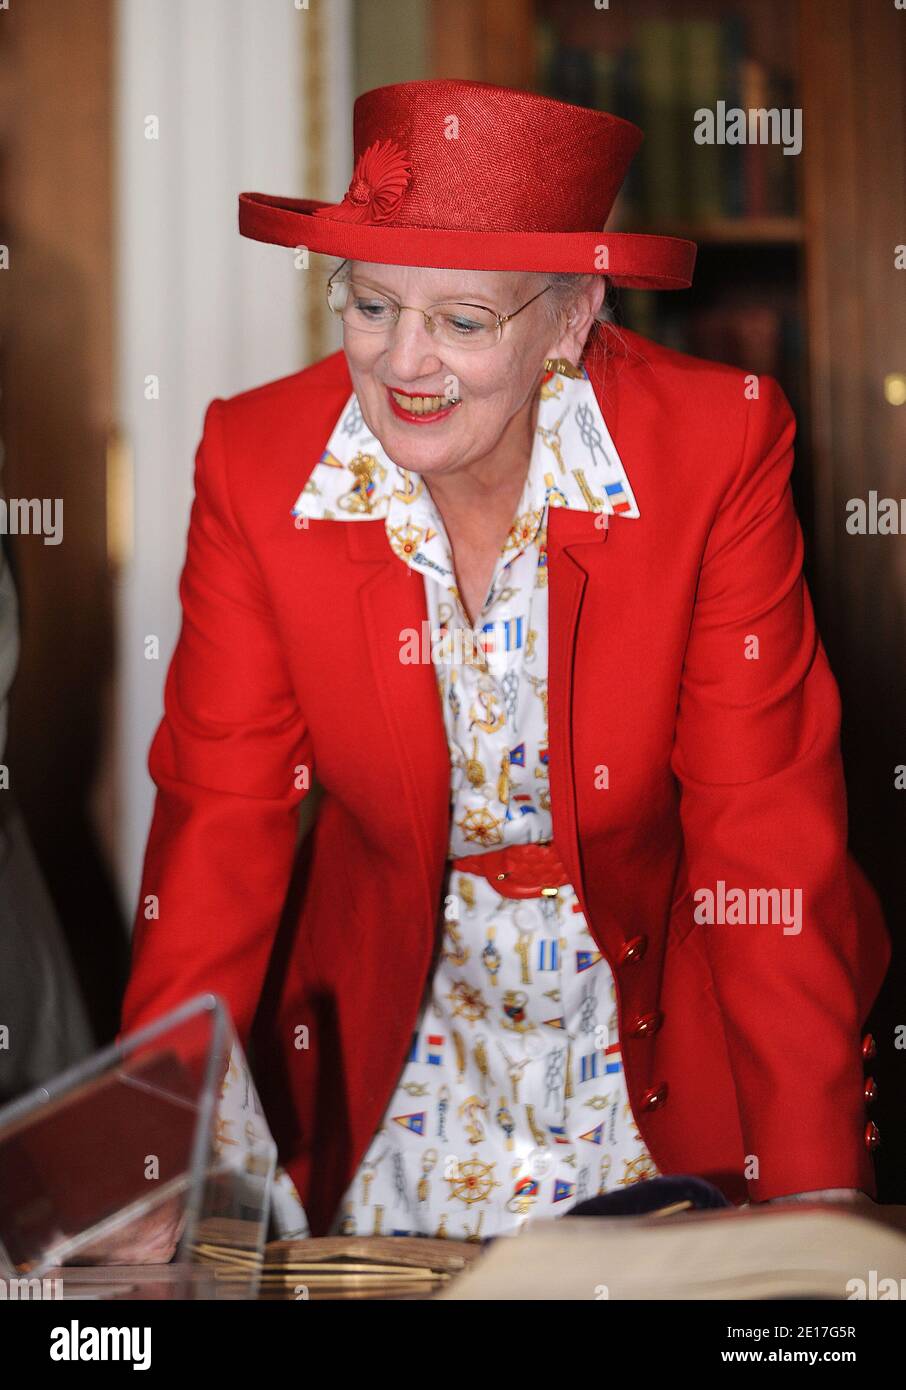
457, 806, 504, 847
386, 519, 430, 564
446, 980, 490, 1024
619, 1153, 658, 1186
446, 1154, 502, 1206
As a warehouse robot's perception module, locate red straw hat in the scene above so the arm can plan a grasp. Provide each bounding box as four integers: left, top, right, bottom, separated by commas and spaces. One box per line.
238, 78, 695, 290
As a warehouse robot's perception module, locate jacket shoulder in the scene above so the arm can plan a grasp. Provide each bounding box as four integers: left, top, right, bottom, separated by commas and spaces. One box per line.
217, 348, 351, 438
201, 350, 352, 519
593, 324, 791, 415
586, 326, 797, 526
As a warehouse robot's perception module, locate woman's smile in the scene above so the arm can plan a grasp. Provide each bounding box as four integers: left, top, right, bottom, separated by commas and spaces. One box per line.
385, 384, 462, 424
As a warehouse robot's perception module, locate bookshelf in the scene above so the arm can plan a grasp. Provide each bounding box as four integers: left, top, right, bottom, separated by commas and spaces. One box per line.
533, 0, 807, 442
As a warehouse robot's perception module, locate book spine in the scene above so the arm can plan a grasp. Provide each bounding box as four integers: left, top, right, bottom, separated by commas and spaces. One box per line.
767, 71, 799, 215
548, 42, 596, 111
741, 56, 770, 217
681, 18, 726, 222
635, 19, 682, 223
614, 42, 642, 222
722, 14, 748, 219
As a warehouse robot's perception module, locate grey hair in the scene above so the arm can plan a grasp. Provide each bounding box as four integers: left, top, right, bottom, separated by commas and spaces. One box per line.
541, 272, 618, 366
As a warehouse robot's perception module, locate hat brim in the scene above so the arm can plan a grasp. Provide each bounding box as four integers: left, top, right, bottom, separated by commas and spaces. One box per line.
238, 193, 696, 290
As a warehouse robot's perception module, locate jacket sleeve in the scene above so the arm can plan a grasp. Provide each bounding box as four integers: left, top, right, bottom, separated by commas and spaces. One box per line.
669, 375, 885, 1201
119, 398, 313, 1050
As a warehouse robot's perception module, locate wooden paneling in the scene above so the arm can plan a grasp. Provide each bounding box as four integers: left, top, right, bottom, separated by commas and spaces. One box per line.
801, 1, 906, 642
0, 0, 126, 1037
800, 0, 906, 1201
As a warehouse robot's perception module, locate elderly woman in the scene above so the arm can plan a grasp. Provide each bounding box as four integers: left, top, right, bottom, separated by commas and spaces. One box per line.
120, 79, 889, 1242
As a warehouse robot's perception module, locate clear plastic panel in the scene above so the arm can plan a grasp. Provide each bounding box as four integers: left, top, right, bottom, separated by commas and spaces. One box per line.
0, 994, 275, 1298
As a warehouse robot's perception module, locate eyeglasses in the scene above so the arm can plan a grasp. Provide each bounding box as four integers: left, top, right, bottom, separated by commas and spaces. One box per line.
325, 261, 550, 351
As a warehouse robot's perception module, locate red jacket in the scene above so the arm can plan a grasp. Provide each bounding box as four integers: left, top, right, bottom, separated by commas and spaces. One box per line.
119, 329, 890, 1235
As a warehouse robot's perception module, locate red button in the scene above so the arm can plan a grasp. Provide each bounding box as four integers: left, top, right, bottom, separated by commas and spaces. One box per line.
641, 1083, 668, 1111
864, 1121, 881, 1151
862, 1033, 877, 1061
864, 1077, 878, 1104
627, 1011, 663, 1038
619, 935, 648, 966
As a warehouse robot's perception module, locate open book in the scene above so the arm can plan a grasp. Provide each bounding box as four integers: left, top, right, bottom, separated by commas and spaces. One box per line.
437, 1202, 906, 1300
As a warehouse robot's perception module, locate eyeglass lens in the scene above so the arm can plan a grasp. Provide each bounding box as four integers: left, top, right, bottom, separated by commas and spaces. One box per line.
328, 278, 501, 348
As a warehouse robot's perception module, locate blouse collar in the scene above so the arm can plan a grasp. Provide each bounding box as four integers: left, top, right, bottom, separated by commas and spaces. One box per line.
290, 365, 639, 574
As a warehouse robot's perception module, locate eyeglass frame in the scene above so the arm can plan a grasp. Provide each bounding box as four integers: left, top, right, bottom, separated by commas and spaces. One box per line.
325, 259, 552, 346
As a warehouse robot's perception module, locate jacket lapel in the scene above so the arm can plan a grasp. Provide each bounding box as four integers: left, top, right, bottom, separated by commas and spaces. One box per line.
546, 360, 638, 959
345, 520, 452, 922
546, 510, 607, 910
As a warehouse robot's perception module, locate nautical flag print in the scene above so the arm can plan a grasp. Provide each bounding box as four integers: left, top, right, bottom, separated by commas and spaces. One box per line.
393, 1112, 426, 1135
505, 793, 537, 821
576, 949, 603, 972
605, 1043, 623, 1074
538, 939, 560, 971
605, 480, 632, 514
580, 1124, 604, 1145
580, 1052, 601, 1083
553, 1179, 576, 1203
479, 615, 525, 654
408, 1032, 445, 1065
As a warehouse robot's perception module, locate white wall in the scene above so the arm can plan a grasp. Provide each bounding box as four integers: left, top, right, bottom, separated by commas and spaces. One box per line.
114, 0, 352, 916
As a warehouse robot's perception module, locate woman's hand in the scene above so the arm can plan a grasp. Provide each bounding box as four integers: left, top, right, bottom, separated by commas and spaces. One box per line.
66, 1197, 186, 1266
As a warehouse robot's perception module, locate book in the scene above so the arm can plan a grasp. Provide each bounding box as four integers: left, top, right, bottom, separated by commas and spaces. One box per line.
635, 19, 683, 223
722, 13, 749, 219
437, 1203, 906, 1301
680, 19, 726, 222
253, 1234, 483, 1300
741, 56, 771, 217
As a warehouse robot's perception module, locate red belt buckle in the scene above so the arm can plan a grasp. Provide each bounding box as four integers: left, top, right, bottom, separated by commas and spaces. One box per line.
449, 842, 570, 899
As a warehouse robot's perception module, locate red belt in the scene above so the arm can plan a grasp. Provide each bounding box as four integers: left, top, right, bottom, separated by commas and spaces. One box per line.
448, 842, 570, 899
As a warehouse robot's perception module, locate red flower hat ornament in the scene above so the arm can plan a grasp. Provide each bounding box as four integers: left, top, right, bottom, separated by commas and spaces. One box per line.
313, 138, 412, 225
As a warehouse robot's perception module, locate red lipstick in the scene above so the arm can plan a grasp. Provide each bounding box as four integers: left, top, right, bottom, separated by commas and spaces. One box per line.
386, 386, 461, 425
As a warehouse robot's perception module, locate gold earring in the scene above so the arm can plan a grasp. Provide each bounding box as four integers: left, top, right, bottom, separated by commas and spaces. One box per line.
543, 357, 583, 379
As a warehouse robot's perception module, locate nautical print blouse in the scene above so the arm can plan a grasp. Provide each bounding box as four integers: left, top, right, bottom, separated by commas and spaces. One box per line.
222, 364, 660, 1241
